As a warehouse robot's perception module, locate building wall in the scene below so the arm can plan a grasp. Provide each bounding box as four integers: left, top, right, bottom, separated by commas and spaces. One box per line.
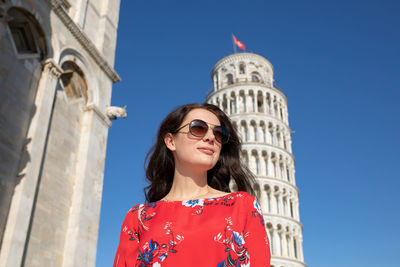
0, 2, 50, 250
0, 0, 121, 266
24, 88, 84, 266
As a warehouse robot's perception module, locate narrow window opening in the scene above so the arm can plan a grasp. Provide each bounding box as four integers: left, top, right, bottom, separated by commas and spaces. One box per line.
251, 72, 261, 83
239, 63, 245, 74
227, 74, 234, 85
290, 202, 294, 218
9, 20, 37, 54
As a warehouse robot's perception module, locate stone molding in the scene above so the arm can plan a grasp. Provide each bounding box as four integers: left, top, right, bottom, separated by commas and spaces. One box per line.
212, 52, 274, 76
264, 214, 303, 229
48, 0, 121, 83
242, 143, 295, 165
42, 58, 63, 77
83, 104, 112, 127
257, 176, 299, 193
229, 113, 292, 134
206, 83, 288, 105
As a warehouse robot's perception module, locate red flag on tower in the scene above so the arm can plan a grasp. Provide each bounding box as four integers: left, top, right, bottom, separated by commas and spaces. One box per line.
232, 34, 246, 51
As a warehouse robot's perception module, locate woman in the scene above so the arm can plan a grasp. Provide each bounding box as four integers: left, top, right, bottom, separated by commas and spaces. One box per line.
113, 103, 271, 267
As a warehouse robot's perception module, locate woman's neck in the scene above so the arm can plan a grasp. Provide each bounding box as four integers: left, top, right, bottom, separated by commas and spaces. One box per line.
164, 166, 211, 201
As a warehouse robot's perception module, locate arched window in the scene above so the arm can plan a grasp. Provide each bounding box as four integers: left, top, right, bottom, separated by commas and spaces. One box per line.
251, 72, 261, 83
60, 61, 88, 102
226, 74, 234, 85
239, 63, 246, 74
7, 7, 46, 57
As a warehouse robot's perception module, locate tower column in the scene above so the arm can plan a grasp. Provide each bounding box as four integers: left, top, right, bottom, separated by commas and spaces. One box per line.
272, 226, 281, 256
289, 234, 295, 259
275, 156, 281, 179
227, 95, 231, 115
253, 91, 258, 112
244, 91, 249, 112
283, 161, 288, 181
269, 97, 274, 115
285, 196, 291, 217
281, 232, 288, 257
278, 102, 282, 120
299, 236, 304, 261
277, 192, 283, 215
268, 154, 273, 177
271, 191, 278, 214
260, 183, 268, 213
235, 93, 240, 114
263, 92, 268, 114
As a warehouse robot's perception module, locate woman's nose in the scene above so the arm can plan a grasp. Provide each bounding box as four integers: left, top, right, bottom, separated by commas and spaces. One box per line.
202, 127, 215, 142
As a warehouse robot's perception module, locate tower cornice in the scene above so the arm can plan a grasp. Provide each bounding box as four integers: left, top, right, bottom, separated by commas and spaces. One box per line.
211, 52, 274, 77
48, 0, 121, 83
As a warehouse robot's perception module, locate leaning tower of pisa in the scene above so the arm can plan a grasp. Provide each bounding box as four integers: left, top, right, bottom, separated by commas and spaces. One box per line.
206, 52, 306, 267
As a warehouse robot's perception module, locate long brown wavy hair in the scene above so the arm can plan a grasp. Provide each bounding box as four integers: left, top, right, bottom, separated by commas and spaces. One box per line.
144, 103, 257, 203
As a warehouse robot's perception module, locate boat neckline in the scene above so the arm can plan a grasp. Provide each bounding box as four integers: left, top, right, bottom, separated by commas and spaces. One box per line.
154, 191, 240, 204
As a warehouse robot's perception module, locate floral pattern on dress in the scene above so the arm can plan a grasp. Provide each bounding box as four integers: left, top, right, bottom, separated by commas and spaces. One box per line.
181, 193, 240, 216
251, 200, 265, 226
181, 199, 205, 215
136, 222, 184, 267
214, 217, 250, 267
114, 191, 271, 267
124, 203, 157, 243
182, 198, 204, 208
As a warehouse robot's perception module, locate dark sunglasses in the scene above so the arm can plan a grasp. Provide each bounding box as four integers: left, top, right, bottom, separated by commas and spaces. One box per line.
172, 119, 229, 144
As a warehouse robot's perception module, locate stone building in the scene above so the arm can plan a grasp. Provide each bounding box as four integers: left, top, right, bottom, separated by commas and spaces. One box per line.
206, 52, 306, 267
0, 0, 121, 266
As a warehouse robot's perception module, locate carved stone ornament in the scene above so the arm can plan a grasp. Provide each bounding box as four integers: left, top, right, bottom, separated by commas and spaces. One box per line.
106, 105, 127, 120
42, 59, 63, 78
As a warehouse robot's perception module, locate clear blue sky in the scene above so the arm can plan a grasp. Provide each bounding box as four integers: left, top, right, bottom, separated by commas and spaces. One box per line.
96, 1, 400, 266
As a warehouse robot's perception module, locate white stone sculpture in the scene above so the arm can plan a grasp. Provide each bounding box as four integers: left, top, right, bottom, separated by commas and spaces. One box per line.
106, 105, 127, 120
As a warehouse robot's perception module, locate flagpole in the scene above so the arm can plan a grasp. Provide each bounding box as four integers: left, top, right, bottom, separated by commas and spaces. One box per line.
232, 34, 237, 54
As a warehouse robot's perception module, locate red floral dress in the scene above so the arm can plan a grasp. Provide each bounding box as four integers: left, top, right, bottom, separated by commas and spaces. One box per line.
113, 191, 271, 267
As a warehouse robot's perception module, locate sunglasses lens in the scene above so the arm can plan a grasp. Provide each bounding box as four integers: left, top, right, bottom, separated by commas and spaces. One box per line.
190, 120, 208, 137
188, 120, 229, 144
213, 126, 229, 144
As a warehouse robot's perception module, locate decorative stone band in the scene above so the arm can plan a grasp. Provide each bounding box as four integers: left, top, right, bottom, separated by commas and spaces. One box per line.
83, 104, 112, 127
211, 52, 274, 77
48, 0, 121, 83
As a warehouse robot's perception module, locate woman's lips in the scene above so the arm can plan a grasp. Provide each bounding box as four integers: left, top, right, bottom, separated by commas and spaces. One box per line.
197, 147, 214, 155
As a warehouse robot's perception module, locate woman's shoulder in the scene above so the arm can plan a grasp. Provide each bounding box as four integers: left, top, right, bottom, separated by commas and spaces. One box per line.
234, 191, 256, 202
208, 191, 257, 207
124, 202, 157, 215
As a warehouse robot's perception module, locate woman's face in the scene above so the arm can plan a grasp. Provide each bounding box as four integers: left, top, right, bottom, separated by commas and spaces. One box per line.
164, 108, 223, 172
